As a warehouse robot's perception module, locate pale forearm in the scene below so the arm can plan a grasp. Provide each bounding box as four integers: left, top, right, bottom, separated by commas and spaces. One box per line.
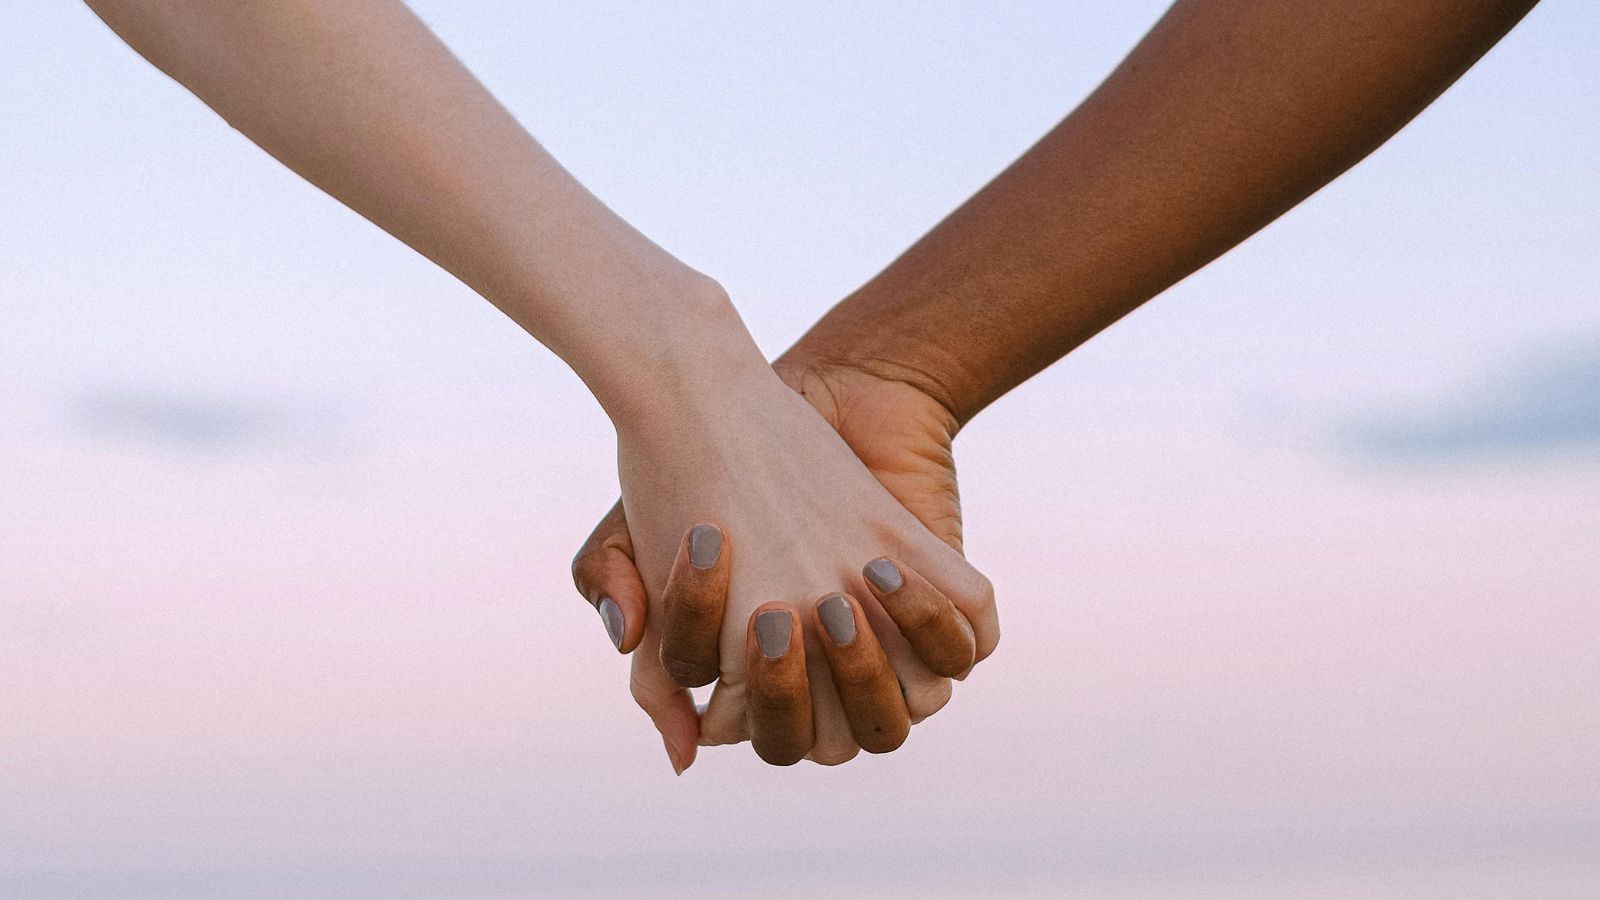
785, 0, 1538, 425
85, 0, 758, 419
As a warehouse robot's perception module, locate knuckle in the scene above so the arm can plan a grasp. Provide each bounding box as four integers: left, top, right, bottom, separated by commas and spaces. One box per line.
747, 669, 807, 710
659, 653, 718, 689
698, 723, 742, 748
895, 596, 943, 633
829, 656, 886, 690
902, 675, 953, 721
749, 686, 806, 714
628, 671, 666, 710
979, 619, 1001, 660
973, 573, 996, 611
663, 584, 718, 618
924, 646, 975, 679
903, 615, 968, 671
807, 740, 861, 767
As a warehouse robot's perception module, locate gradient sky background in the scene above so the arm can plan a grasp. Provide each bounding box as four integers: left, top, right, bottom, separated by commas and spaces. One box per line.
2, 2, 1598, 897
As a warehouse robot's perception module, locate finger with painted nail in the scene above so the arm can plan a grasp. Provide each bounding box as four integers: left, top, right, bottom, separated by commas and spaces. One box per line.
813, 592, 910, 753
745, 604, 812, 766
863, 557, 977, 678
657, 523, 730, 688
571, 501, 703, 773
570, 500, 647, 654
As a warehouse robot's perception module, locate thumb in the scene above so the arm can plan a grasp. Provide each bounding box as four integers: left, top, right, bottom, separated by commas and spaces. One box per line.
630, 626, 701, 775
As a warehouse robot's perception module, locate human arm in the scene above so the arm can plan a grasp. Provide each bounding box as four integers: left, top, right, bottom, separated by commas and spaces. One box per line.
785, 0, 1540, 424
87, 0, 998, 770
83, 0, 744, 417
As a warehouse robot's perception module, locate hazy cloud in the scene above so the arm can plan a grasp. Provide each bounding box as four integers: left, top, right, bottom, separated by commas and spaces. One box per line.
62, 387, 345, 452
1340, 343, 1600, 462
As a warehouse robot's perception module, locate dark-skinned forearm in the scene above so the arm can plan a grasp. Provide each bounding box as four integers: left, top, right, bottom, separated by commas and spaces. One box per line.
782, 0, 1538, 426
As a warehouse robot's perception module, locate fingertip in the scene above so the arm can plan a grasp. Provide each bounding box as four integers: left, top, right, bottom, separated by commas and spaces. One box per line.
750, 602, 799, 661
629, 651, 700, 774
604, 563, 650, 654
754, 742, 809, 767
597, 596, 626, 652
862, 557, 905, 597
813, 592, 859, 648
686, 522, 724, 570
574, 546, 649, 654
662, 732, 696, 775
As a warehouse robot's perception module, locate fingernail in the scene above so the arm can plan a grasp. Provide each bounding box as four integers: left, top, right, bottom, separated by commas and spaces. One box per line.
661, 734, 689, 776
689, 524, 722, 568
818, 594, 857, 647
864, 558, 903, 594
754, 610, 792, 659
598, 597, 624, 650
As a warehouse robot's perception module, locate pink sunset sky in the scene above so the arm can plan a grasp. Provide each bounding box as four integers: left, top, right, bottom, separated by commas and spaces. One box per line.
2, 1, 1597, 896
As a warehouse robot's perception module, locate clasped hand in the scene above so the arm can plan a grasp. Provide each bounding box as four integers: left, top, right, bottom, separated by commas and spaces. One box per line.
572, 346, 999, 772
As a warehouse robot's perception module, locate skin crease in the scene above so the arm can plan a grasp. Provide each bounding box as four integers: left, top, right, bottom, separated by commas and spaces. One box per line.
578, 0, 1541, 769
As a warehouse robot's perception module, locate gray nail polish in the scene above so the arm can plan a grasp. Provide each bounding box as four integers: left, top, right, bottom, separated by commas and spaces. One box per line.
598, 597, 624, 650
754, 610, 792, 659
689, 524, 722, 568
818, 594, 857, 647
864, 558, 903, 594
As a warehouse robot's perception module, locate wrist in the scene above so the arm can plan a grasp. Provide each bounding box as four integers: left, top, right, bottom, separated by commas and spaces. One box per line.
582, 275, 777, 431
772, 351, 960, 446
777, 312, 967, 433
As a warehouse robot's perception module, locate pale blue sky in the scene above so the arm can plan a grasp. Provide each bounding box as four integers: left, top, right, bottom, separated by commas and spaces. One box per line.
2, 2, 1597, 897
